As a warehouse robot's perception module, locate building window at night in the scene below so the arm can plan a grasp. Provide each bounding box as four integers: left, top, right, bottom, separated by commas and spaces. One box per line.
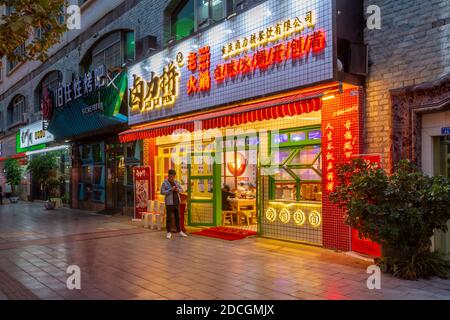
7, 94, 26, 126
7, 43, 26, 73
81, 30, 135, 73
197, 0, 225, 29
170, 0, 229, 42
35, 70, 62, 112
171, 0, 195, 41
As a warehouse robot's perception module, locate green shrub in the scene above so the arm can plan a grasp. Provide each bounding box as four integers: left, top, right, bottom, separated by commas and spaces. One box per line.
330, 159, 450, 280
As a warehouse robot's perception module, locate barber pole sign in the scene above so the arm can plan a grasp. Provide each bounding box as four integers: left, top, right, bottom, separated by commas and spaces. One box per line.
133, 166, 152, 220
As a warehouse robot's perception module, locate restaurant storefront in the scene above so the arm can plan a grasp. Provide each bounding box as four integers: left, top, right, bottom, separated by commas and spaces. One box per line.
119, 0, 373, 252
16, 120, 70, 201
44, 68, 136, 213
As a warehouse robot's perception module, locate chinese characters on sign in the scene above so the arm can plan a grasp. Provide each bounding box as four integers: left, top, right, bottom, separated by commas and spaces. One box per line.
56, 65, 107, 108
133, 166, 152, 220
130, 62, 180, 112
187, 46, 211, 95
222, 11, 316, 59
343, 120, 354, 158
214, 31, 326, 82
324, 123, 335, 192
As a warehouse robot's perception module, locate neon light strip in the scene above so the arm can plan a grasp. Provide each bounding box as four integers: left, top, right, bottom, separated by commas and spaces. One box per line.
25, 145, 70, 156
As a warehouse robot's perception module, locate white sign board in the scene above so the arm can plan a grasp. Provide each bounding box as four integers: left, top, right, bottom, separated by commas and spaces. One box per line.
128, 0, 334, 126
19, 121, 55, 149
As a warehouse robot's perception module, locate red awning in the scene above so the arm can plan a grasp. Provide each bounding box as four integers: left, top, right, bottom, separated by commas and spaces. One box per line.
119, 86, 334, 143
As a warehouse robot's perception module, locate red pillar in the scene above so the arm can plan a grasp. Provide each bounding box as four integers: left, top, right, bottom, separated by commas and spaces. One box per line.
321, 87, 363, 251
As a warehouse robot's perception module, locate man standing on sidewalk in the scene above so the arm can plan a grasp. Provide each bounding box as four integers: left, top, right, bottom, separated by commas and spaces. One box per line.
161, 169, 188, 239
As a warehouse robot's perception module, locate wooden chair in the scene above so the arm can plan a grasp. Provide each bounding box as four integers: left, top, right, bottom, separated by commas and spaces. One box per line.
222, 210, 235, 226
238, 210, 252, 226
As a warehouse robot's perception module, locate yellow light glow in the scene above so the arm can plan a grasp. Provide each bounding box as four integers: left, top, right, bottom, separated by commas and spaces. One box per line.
293, 210, 306, 226
279, 208, 290, 223
321, 95, 336, 101
222, 11, 317, 59
265, 208, 277, 222
308, 211, 322, 227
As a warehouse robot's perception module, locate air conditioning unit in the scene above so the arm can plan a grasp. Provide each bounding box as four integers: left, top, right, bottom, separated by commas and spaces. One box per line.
135, 35, 157, 60
337, 38, 368, 76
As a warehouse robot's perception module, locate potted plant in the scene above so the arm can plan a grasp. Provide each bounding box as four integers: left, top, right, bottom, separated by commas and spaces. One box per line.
27, 153, 57, 201
4, 158, 22, 203
44, 177, 60, 210
331, 159, 450, 280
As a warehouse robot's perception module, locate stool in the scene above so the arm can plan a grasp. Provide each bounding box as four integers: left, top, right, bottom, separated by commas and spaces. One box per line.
222, 210, 235, 226
149, 202, 163, 230
142, 200, 157, 229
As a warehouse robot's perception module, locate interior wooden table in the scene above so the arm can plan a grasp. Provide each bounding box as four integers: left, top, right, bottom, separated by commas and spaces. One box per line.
227, 198, 257, 225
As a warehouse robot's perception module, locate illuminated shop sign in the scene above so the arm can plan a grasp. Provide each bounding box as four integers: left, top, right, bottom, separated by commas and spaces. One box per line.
187, 46, 212, 95
129, 61, 180, 112
55, 65, 107, 108
19, 121, 55, 149
222, 11, 316, 59
128, 0, 333, 125
214, 30, 326, 82
265, 207, 321, 227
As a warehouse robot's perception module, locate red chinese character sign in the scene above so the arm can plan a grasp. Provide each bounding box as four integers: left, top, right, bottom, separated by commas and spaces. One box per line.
321, 88, 362, 251
214, 30, 326, 83
133, 166, 152, 219
187, 46, 211, 95
349, 154, 382, 258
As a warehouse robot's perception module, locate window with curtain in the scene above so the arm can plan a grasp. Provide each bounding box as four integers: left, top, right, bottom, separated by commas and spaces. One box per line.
8, 95, 26, 125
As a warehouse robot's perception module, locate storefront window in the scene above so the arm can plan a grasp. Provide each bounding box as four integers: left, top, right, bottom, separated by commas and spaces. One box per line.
82, 165, 92, 183
266, 127, 322, 202
93, 166, 103, 185
272, 133, 289, 144
81, 145, 91, 160
92, 144, 103, 163
291, 131, 306, 142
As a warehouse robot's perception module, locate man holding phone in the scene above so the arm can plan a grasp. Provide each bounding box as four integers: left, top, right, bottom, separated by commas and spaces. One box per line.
161, 169, 188, 239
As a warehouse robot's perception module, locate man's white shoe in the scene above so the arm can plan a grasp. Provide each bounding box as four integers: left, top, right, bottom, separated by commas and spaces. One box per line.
179, 231, 188, 237
166, 232, 172, 239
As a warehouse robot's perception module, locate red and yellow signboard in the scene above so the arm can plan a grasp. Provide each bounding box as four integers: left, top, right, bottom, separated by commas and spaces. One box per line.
133, 166, 152, 219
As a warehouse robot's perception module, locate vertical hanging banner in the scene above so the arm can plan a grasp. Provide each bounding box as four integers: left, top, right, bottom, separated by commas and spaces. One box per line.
133, 166, 152, 219
321, 88, 362, 251
350, 154, 382, 257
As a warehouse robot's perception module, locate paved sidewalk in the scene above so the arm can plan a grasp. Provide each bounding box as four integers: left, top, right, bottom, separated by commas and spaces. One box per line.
1, 201, 450, 300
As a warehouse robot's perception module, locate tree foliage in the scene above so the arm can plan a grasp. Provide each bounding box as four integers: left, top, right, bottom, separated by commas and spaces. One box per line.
330, 159, 450, 279
27, 153, 58, 196
4, 158, 22, 195
0, 0, 67, 62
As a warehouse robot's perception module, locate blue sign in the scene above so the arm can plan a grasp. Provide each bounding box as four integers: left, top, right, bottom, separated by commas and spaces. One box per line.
442, 127, 450, 135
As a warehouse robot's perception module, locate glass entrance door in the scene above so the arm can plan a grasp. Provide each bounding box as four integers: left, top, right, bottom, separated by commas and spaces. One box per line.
106, 143, 125, 210
188, 142, 221, 226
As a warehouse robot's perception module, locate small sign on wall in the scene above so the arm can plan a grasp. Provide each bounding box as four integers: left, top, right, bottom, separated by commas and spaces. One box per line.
441, 127, 450, 135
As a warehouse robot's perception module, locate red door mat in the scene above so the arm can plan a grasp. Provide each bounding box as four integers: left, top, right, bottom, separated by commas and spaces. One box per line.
191, 227, 257, 241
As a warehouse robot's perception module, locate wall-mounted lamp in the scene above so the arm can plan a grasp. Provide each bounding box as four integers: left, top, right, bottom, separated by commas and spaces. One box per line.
226, 12, 237, 20
322, 95, 336, 101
